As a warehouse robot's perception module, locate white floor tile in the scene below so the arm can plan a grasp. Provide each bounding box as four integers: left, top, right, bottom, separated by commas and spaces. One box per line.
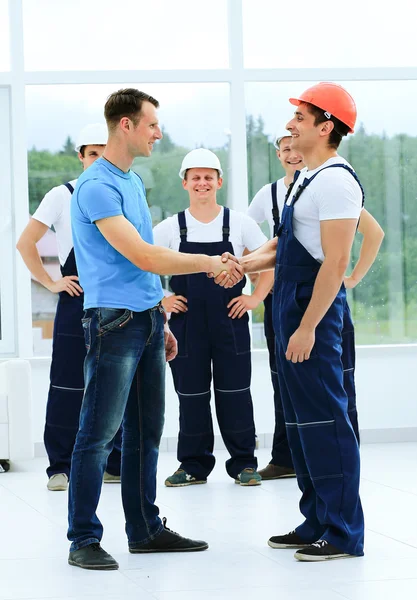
0, 558, 144, 600
1, 444, 416, 600
332, 578, 417, 600
153, 588, 349, 600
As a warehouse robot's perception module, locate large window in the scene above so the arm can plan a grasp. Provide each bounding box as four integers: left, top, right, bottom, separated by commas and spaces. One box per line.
22, 0, 229, 71
2, 0, 417, 357
0, 0, 9, 71
0, 87, 15, 353
26, 82, 230, 352
246, 81, 417, 345
242, 0, 417, 69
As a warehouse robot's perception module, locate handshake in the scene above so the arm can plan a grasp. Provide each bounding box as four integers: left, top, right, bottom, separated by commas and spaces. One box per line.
208, 253, 244, 289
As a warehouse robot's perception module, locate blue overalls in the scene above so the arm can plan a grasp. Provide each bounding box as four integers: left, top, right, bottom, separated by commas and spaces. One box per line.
168, 207, 257, 481
273, 165, 364, 556
264, 176, 360, 469
44, 182, 122, 479
263, 180, 294, 468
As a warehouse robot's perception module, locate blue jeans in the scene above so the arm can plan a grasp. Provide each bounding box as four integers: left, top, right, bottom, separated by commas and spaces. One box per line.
67, 306, 165, 552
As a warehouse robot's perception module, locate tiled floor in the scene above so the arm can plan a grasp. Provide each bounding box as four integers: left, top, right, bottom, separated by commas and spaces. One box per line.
1, 443, 417, 600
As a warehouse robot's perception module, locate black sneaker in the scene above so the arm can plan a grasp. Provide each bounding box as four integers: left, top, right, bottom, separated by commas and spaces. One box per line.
268, 530, 309, 549
129, 518, 208, 553
295, 539, 355, 562
0, 460, 10, 473
68, 543, 119, 570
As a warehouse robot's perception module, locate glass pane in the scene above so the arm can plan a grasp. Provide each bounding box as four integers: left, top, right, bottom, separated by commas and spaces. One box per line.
26, 82, 230, 353
243, 0, 417, 68
246, 80, 417, 346
0, 0, 9, 71
23, 0, 229, 71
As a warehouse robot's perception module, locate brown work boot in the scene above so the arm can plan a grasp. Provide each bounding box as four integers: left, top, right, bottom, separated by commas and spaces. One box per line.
258, 464, 296, 480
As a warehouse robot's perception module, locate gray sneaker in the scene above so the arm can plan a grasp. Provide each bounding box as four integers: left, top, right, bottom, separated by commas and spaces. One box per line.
47, 473, 68, 491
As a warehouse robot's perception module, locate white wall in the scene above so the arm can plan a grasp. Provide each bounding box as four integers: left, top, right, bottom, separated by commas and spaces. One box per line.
28, 345, 417, 456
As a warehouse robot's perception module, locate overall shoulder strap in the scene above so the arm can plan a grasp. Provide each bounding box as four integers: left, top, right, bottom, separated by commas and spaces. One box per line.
222, 206, 230, 242
64, 182, 74, 194
271, 181, 280, 237
177, 211, 187, 243
301, 163, 365, 206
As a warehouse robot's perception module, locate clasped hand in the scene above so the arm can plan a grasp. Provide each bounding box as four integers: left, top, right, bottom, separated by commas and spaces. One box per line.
208, 253, 244, 288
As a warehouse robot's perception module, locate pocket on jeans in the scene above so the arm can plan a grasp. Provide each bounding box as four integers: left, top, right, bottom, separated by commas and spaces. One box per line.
81, 317, 92, 350
98, 308, 132, 336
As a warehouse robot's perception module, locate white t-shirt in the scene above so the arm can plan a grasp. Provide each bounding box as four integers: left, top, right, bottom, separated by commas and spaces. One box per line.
153, 207, 267, 258
32, 179, 77, 266
286, 157, 362, 262
247, 177, 287, 239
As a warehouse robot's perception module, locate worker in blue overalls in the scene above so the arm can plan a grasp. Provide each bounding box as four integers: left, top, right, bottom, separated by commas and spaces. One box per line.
153, 149, 273, 487
17, 124, 122, 491
238, 83, 369, 561
248, 132, 384, 480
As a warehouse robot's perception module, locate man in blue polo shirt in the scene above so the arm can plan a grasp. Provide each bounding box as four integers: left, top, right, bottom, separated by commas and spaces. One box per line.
68, 88, 243, 570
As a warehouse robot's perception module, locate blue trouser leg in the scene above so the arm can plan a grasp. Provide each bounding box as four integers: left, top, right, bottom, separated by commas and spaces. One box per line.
212, 346, 257, 479
45, 296, 85, 478
263, 294, 293, 468
276, 342, 325, 543
266, 334, 294, 469
45, 296, 122, 479
68, 307, 165, 552
123, 317, 166, 547
169, 344, 215, 480
342, 303, 360, 444
276, 283, 364, 556
105, 429, 123, 477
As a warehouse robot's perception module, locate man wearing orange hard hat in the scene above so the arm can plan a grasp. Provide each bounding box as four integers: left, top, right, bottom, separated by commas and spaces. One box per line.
238, 82, 367, 561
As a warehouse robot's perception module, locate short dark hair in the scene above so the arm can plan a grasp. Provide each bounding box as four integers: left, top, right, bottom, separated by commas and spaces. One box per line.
104, 88, 159, 131
79, 144, 105, 157
304, 102, 350, 149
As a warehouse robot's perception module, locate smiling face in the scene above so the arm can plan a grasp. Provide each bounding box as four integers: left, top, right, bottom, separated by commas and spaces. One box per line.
286, 102, 331, 154
277, 135, 304, 175
182, 168, 223, 203
127, 100, 163, 157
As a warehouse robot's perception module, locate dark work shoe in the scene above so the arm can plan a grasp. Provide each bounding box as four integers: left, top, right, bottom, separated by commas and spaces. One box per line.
129, 518, 208, 553
268, 530, 309, 549
68, 543, 119, 570
258, 463, 296, 480
295, 540, 355, 562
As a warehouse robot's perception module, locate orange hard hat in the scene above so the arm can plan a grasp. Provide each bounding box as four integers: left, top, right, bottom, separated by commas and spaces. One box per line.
289, 82, 357, 133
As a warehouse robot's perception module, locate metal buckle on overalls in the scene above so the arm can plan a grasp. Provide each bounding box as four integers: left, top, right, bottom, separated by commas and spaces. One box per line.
179, 228, 187, 236
222, 227, 230, 235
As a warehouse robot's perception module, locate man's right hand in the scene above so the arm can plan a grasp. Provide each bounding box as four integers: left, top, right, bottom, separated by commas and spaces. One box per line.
208, 254, 244, 287
46, 276, 83, 297
162, 295, 188, 314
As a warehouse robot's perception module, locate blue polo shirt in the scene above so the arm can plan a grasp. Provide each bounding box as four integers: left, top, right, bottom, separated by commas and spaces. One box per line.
71, 157, 163, 312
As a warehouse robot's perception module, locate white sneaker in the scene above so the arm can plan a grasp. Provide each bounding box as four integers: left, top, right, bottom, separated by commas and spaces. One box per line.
47, 473, 68, 491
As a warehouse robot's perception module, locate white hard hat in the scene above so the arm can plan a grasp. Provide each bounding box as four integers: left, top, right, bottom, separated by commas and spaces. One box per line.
273, 132, 292, 149
179, 148, 223, 179
75, 123, 108, 152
